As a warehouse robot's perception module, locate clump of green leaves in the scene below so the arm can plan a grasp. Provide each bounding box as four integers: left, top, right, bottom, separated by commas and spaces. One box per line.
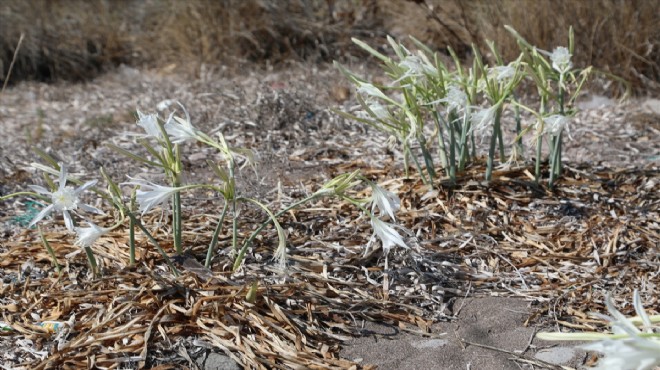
336, 26, 592, 188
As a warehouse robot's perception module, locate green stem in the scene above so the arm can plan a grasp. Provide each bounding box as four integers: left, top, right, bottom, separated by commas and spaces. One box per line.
497, 118, 505, 162
535, 137, 543, 183
549, 132, 563, 188
38, 226, 61, 274
485, 108, 502, 181
433, 112, 449, 170
418, 136, 435, 187
458, 109, 470, 173
173, 191, 183, 254
205, 200, 229, 268
514, 99, 523, 155
126, 211, 179, 276
448, 114, 457, 181
535, 95, 547, 183
128, 190, 137, 266
84, 246, 98, 277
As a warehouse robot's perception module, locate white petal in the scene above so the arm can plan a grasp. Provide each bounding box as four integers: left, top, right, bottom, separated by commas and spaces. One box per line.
63, 211, 75, 231
28, 185, 52, 195
57, 164, 68, 191
74, 223, 109, 248
79, 203, 104, 215
28, 204, 55, 228
75, 180, 98, 194
371, 217, 408, 255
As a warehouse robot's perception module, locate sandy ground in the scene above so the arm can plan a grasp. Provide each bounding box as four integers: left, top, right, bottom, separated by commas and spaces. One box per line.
0, 63, 658, 369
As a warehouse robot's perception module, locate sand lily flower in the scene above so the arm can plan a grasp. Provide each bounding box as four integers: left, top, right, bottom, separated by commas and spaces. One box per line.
136, 109, 163, 139
164, 114, 200, 144
370, 217, 408, 255
469, 105, 497, 137
488, 64, 516, 83
74, 222, 110, 248
542, 114, 571, 137
551, 47, 573, 74
124, 178, 185, 215
581, 290, 660, 370
28, 164, 101, 231
398, 55, 437, 79
370, 184, 400, 221
439, 85, 468, 113
538, 290, 660, 370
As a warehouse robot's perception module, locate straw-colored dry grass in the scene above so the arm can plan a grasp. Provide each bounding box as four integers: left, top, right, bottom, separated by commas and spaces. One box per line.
0, 0, 658, 92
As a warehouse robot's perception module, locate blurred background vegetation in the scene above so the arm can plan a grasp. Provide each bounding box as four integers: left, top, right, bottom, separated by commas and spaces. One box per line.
1, 0, 658, 95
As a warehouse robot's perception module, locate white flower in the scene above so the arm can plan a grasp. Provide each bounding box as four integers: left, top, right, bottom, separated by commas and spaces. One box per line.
398, 55, 437, 77
136, 109, 162, 139
488, 65, 515, 83
371, 217, 408, 255
74, 222, 110, 248
469, 106, 497, 136
370, 184, 400, 221
164, 105, 200, 144
551, 47, 573, 74
542, 114, 571, 137
123, 178, 182, 215
28, 164, 101, 231
580, 290, 660, 370
581, 338, 660, 370
437, 85, 468, 113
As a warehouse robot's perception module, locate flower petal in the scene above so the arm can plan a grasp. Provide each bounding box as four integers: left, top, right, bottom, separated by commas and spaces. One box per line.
28, 204, 55, 228
28, 185, 52, 195
62, 211, 75, 231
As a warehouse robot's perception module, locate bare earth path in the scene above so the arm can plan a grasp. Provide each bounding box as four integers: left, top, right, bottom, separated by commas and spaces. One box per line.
0, 63, 658, 369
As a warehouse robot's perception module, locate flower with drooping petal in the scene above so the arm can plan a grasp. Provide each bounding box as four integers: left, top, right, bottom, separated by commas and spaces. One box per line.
469, 105, 497, 137
442, 85, 468, 113
542, 114, 571, 137
551, 47, 573, 74
28, 164, 102, 231
370, 184, 401, 221
123, 178, 185, 215
164, 114, 200, 144
398, 55, 437, 78
538, 290, 660, 370
370, 217, 408, 255
579, 290, 660, 370
136, 109, 162, 139
74, 222, 110, 248
488, 65, 516, 83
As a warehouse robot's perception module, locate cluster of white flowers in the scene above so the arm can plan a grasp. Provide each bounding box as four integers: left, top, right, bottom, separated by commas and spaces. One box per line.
137, 101, 201, 144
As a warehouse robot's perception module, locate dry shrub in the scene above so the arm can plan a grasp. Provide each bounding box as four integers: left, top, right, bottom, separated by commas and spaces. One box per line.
1, 0, 657, 94
0, 0, 377, 83
0, 0, 133, 82
381, 0, 659, 95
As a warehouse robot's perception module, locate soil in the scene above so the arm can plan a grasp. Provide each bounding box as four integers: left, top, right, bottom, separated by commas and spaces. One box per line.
0, 62, 658, 369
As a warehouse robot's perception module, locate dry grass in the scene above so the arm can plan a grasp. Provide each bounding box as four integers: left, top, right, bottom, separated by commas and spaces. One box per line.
1, 0, 658, 94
